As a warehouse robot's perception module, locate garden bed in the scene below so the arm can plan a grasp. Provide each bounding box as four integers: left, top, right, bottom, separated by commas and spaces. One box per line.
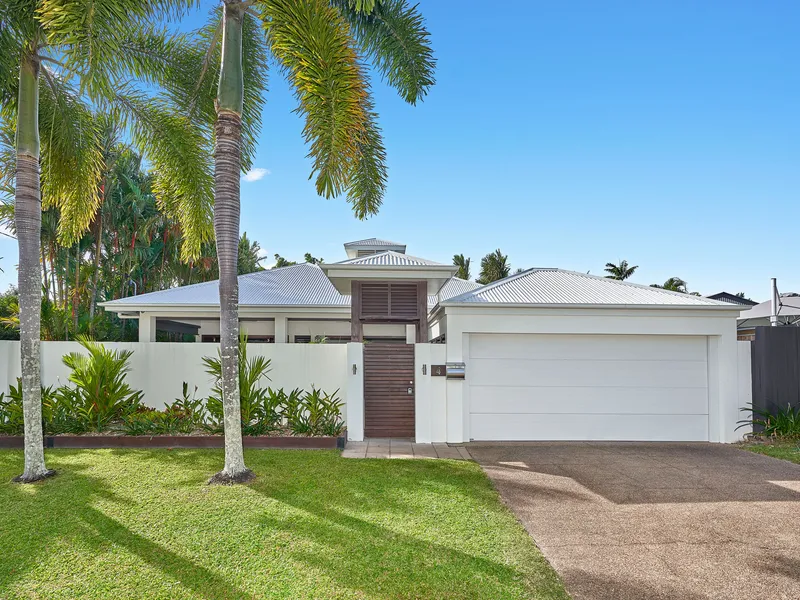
0, 433, 346, 450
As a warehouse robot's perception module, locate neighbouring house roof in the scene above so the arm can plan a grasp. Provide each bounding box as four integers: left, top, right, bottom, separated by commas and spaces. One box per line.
706, 292, 758, 306
737, 294, 800, 323
442, 269, 737, 308
101, 262, 477, 312
343, 238, 406, 249
334, 251, 445, 267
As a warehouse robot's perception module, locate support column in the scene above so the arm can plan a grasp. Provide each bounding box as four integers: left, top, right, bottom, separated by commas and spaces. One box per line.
274, 315, 287, 343
346, 343, 364, 441
138, 313, 156, 342
350, 280, 363, 342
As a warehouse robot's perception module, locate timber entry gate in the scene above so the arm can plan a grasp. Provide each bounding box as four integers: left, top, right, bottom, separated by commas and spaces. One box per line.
364, 343, 415, 438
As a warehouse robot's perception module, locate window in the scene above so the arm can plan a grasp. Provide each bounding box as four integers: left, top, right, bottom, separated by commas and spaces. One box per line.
201, 335, 274, 343
294, 335, 351, 344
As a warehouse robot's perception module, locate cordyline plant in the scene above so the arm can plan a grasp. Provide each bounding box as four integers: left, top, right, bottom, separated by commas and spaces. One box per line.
0, 0, 214, 483
149, 0, 435, 483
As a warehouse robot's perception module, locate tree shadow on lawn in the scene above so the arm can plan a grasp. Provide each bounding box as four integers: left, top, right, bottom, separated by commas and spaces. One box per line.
0, 451, 253, 600
247, 455, 564, 600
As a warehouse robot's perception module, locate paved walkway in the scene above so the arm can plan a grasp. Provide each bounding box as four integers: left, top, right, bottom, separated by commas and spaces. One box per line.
342, 438, 472, 459
469, 442, 800, 600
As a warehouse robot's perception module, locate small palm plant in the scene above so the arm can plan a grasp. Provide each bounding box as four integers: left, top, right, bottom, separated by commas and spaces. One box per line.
203, 336, 273, 436
60, 337, 144, 432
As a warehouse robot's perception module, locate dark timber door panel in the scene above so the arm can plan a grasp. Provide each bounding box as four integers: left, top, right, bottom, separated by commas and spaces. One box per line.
364, 343, 415, 438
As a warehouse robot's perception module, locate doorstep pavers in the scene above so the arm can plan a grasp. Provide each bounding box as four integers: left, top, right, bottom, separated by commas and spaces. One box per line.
342, 439, 472, 460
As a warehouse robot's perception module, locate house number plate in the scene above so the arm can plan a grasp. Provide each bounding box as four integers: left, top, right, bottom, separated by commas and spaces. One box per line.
431, 365, 446, 377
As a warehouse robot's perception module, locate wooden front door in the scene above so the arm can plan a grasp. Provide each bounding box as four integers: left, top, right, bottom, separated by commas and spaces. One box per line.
364, 343, 415, 438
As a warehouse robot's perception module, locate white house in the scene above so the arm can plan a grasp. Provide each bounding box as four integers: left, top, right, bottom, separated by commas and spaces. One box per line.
100, 238, 746, 444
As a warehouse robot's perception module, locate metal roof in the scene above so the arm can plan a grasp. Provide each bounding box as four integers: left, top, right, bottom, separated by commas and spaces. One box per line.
335, 251, 445, 267
706, 292, 758, 306
343, 238, 405, 248
102, 261, 475, 311
443, 269, 733, 307
102, 263, 348, 307
429, 277, 482, 306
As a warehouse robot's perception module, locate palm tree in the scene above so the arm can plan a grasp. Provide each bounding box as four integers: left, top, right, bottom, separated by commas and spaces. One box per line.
604, 260, 638, 281
453, 254, 470, 280
651, 277, 688, 293
1, 0, 213, 482
477, 249, 510, 284
177, 0, 435, 483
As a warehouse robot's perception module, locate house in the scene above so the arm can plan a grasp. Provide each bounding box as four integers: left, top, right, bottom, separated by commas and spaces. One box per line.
101, 238, 745, 444
736, 293, 800, 341
706, 292, 758, 307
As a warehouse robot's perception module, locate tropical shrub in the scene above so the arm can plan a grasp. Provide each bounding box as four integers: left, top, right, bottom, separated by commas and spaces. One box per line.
59, 337, 144, 432
739, 403, 800, 438
203, 337, 273, 434
285, 387, 345, 437
0, 380, 61, 434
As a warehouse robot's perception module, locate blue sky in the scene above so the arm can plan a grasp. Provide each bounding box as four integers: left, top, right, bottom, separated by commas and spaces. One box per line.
1, 0, 797, 300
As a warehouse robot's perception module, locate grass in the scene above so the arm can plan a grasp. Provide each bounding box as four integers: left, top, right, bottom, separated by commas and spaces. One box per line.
743, 440, 800, 465
0, 449, 568, 600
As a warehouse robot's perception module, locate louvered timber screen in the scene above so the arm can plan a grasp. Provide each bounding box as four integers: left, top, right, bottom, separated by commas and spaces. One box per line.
360, 282, 418, 319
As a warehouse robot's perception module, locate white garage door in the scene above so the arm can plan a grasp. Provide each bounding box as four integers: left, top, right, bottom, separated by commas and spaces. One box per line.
468, 334, 709, 441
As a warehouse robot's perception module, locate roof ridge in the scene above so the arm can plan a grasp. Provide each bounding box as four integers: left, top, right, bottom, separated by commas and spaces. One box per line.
344, 237, 405, 246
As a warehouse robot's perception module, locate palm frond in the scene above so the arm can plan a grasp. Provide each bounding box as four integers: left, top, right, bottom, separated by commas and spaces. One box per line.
259, 0, 372, 199
345, 99, 386, 219
37, 67, 104, 245
333, 0, 435, 104
110, 87, 214, 260
37, 0, 198, 98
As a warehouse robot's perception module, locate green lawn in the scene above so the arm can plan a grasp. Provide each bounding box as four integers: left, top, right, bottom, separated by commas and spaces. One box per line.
743, 441, 800, 464
0, 450, 568, 600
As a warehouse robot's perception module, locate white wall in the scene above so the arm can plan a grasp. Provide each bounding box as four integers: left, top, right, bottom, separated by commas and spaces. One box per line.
0, 341, 350, 414
737, 341, 753, 436
346, 343, 364, 440
414, 343, 447, 443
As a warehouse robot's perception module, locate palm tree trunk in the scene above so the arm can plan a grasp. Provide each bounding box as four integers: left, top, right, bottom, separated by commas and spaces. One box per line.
209, 1, 251, 484
41, 245, 49, 302
73, 243, 80, 331
88, 198, 104, 321
13, 55, 53, 483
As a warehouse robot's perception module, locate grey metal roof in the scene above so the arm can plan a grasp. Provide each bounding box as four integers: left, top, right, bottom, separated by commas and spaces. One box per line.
343, 238, 405, 248
103, 263, 348, 307
335, 251, 445, 267
102, 263, 477, 311
432, 277, 482, 304
443, 269, 732, 307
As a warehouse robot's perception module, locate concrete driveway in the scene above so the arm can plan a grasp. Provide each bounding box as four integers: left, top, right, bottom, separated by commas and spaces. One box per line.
469, 442, 800, 600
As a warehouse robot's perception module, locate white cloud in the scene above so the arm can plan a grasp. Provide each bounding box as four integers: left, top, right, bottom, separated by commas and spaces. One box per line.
242, 168, 270, 182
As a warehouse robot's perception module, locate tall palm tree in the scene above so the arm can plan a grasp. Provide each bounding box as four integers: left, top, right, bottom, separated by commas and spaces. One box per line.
453, 254, 470, 280
169, 0, 434, 483
651, 277, 688, 293
477, 249, 510, 284
1, 0, 213, 482
604, 260, 638, 281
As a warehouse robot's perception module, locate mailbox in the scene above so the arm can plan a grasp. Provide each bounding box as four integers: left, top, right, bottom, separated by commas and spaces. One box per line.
445, 362, 465, 379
